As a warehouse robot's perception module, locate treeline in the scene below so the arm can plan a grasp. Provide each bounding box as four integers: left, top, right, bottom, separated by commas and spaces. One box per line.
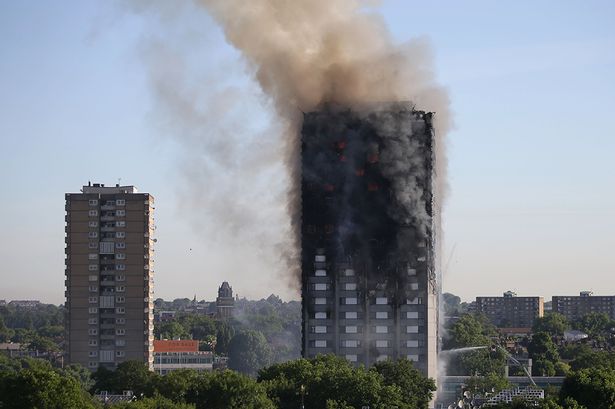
0, 354, 435, 409
0, 303, 64, 353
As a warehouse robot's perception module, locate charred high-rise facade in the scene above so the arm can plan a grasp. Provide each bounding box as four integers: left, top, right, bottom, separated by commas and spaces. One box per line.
301, 104, 439, 379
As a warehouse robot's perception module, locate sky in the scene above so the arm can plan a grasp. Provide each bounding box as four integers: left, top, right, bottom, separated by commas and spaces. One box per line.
0, 1, 613, 305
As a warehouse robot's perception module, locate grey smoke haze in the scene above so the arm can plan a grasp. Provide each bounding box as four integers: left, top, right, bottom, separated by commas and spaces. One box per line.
132, 0, 450, 294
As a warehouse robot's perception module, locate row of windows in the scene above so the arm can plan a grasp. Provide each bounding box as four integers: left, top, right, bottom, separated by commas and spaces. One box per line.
88, 339, 126, 347
88, 264, 129, 271
314, 297, 423, 305
88, 231, 127, 239
89, 285, 126, 292
89, 328, 125, 336
312, 282, 420, 292
88, 350, 126, 358
88, 199, 126, 206
88, 318, 126, 325
155, 357, 213, 364
90, 295, 126, 304
314, 268, 417, 277
314, 311, 420, 320
311, 339, 423, 349
88, 220, 127, 228
88, 307, 126, 314
310, 325, 420, 334
343, 354, 419, 363
90, 242, 126, 250
89, 274, 125, 281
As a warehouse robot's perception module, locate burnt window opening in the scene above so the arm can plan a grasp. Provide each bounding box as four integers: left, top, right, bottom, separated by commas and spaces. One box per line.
339, 155, 346, 162
306, 225, 317, 234
355, 169, 365, 176
323, 184, 335, 192
367, 153, 379, 163
368, 183, 380, 191
335, 141, 347, 150
324, 224, 335, 234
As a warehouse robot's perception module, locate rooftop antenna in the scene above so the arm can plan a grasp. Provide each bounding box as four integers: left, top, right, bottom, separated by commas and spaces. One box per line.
117, 177, 122, 186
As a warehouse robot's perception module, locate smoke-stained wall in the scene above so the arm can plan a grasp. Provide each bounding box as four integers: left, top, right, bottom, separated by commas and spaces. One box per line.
301, 104, 438, 378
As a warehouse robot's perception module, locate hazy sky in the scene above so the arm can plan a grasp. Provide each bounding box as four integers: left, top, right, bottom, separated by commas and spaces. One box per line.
1, 1, 613, 305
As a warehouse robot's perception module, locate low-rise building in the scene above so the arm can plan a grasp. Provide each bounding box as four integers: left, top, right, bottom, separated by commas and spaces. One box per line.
552, 291, 615, 321
475, 291, 544, 329
154, 311, 177, 322
8, 300, 41, 308
0, 343, 23, 358
153, 340, 213, 375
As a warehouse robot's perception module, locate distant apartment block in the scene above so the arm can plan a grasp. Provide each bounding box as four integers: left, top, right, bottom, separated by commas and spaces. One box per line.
8, 300, 41, 308
552, 291, 615, 321
475, 291, 544, 329
65, 183, 155, 370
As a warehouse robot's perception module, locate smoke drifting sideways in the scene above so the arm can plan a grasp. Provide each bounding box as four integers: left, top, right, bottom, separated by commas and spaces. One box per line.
128, 0, 450, 297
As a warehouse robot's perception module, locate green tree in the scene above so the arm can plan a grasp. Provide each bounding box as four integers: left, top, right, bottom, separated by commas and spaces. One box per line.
444, 314, 495, 349
228, 330, 272, 376
0, 367, 97, 409
447, 347, 507, 376
39, 324, 64, 339
533, 313, 569, 337
372, 358, 436, 409
214, 322, 234, 354
568, 348, 615, 371
156, 321, 189, 340
574, 313, 613, 340
527, 332, 560, 376
258, 355, 416, 409
112, 395, 195, 409
560, 367, 615, 409
93, 360, 156, 396
11, 327, 37, 343
464, 373, 511, 395
0, 316, 15, 342
187, 370, 274, 409
152, 369, 200, 403
533, 357, 556, 377
326, 400, 355, 409
92, 365, 115, 394
28, 335, 60, 353
181, 315, 217, 340
60, 363, 94, 391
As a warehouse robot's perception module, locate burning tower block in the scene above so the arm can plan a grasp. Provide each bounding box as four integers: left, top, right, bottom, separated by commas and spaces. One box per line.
301, 104, 439, 379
